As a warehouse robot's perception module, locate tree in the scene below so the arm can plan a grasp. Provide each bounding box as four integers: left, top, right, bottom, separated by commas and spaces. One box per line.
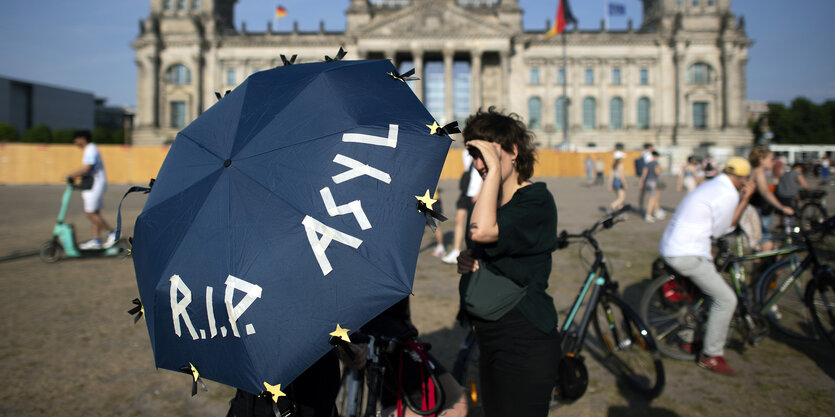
767, 98, 835, 144
0, 122, 19, 141
21, 124, 52, 143
52, 129, 77, 144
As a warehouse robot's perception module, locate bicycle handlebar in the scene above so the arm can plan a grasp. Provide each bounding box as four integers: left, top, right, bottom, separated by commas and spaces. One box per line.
557, 204, 632, 249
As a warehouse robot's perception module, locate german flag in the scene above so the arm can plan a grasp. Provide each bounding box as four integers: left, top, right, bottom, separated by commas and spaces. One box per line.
546, 0, 577, 37
275, 5, 287, 18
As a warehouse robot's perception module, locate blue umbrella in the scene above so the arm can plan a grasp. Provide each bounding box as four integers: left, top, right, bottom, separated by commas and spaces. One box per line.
130, 58, 451, 396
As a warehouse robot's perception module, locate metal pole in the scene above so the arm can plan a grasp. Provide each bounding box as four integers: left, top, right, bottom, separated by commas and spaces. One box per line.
561, 30, 568, 149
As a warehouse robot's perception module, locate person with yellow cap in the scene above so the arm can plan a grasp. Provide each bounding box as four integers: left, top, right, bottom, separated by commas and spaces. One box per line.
658, 156, 755, 375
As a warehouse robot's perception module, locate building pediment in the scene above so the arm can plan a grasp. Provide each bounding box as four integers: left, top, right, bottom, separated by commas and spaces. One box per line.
355, 1, 515, 38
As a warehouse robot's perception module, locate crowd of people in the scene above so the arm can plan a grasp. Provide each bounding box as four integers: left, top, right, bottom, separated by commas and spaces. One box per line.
67, 108, 829, 416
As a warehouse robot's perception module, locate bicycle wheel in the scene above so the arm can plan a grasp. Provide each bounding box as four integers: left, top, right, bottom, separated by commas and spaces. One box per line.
639, 274, 705, 361
593, 292, 665, 399
799, 203, 827, 240
335, 367, 366, 417
806, 276, 835, 349
456, 343, 481, 409
756, 258, 818, 340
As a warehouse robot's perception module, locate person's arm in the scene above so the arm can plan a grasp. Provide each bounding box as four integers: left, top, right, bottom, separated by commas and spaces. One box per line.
797, 171, 810, 190
755, 170, 794, 215
638, 166, 648, 189
467, 140, 501, 243
66, 164, 93, 179
676, 168, 684, 192
731, 181, 756, 227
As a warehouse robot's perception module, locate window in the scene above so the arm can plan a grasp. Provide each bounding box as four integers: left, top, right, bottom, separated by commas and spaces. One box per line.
530, 68, 540, 85
612, 68, 621, 85
453, 61, 471, 123
693, 102, 708, 128
585, 68, 594, 85
193, 0, 201, 9
637, 97, 651, 129
555, 97, 568, 131
557, 67, 566, 85
424, 61, 445, 123
167, 64, 191, 85
164, 0, 172, 10
639, 68, 649, 85
528, 97, 542, 130
610, 97, 623, 130
687, 63, 712, 84
707, 0, 714, 5
178, 0, 186, 10
692, 0, 699, 6
677, 0, 683, 6
582, 97, 596, 130
170, 101, 187, 128
226, 69, 236, 85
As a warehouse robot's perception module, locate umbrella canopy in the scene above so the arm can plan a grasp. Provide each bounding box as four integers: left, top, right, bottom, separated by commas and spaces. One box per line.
131, 59, 451, 395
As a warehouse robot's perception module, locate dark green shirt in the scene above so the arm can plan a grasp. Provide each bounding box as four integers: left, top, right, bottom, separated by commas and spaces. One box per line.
469, 182, 559, 334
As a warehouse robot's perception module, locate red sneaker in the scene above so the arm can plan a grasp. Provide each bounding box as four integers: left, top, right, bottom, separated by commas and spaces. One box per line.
698, 355, 736, 375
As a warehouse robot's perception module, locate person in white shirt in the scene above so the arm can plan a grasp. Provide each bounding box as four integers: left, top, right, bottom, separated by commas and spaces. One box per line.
442, 151, 482, 264
659, 157, 755, 375
66, 130, 116, 249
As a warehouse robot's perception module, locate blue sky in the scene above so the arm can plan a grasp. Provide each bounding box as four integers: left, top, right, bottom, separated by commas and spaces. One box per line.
0, 0, 832, 108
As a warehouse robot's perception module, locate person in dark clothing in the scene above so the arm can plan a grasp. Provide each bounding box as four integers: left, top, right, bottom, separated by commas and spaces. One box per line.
226, 350, 341, 417
456, 107, 560, 417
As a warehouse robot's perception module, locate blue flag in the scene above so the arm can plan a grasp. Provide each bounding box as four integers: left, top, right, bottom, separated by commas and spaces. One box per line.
609, 3, 626, 16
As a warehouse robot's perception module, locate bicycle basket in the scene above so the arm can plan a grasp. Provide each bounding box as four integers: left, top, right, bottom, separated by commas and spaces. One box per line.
555, 355, 588, 401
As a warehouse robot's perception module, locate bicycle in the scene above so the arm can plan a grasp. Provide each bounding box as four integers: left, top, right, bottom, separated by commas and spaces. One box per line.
334, 334, 445, 417
639, 225, 809, 361
798, 189, 828, 240
451, 205, 665, 404
756, 215, 835, 347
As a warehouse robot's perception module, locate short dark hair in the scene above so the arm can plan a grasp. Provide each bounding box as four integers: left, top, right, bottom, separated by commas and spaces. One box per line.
651, 151, 659, 157
462, 107, 537, 184
73, 130, 92, 142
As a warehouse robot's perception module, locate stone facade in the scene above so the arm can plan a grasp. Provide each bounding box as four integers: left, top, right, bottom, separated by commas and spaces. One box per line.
133, 0, 752, 150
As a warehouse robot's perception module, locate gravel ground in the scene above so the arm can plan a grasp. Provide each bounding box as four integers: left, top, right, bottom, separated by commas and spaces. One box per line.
1, 174, 833, 417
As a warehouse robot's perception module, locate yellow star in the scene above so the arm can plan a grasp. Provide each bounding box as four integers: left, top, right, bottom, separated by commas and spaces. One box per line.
415, 190, 437, 211
426, 121, 441, 135
188, 362, 199, 382
263, 382, 286, 403
329, 324, 351, 343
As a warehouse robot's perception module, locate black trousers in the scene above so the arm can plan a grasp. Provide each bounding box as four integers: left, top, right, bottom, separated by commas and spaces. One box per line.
471, 308, 561, 417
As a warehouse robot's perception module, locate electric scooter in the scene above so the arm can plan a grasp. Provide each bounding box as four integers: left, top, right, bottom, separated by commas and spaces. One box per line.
39, 178, 125, 262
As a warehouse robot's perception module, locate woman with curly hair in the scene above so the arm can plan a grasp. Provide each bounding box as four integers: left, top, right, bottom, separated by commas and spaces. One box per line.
748, 146, 794, 251
455, 107, 560, 417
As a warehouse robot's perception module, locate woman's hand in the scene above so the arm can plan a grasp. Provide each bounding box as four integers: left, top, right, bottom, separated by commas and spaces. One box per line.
457, 249, 479, 275
466, 140, 501, 177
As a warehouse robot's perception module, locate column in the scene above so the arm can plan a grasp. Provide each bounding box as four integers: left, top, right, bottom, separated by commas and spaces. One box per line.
193, 53, 203, 118
470, 50, 482, 112
499, 50, 509, 110
444, 49, 454, 124
154, 56, 162, 128
412, 49, 424, 102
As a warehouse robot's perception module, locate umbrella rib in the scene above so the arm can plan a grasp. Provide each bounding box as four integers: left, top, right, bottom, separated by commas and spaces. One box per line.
234, 129, 348, 162
178, 131, 225, 161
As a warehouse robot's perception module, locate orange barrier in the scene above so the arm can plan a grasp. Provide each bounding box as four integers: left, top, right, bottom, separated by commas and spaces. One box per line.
0, 143, 641, 185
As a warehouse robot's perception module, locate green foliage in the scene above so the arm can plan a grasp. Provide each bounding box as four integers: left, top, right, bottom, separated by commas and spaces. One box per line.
52, 129, 77, 144
767, 98, 835, 144
92, 126, 112, 143
21, 124, 52, 143
0, 122, 19, 141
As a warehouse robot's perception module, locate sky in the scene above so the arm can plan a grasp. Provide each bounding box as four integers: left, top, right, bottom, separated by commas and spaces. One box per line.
0, 0, 833, 109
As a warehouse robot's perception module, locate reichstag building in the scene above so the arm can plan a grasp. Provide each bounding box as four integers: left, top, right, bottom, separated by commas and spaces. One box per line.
133, 0, 752, 151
